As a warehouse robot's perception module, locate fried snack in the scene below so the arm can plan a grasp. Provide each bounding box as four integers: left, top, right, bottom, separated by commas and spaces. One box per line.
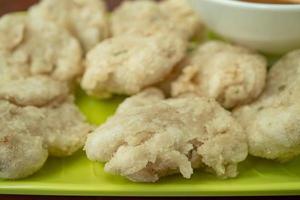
0, 14, 82, 83
233, 49, 300, 162
0, 100, 49, 179
111, 0, 203, 40
159, 0, 203, 39
29, 0, 109, 52
0, 101, 48, 179
85, 91, 247, 182
155, 60, 187, 96
111, 0, 164, 36
81, 33, 186, 98
116, 88, 165, 114
0, 76, 69, 107
0, 77, 92, 179
39, 99, 92, 157
0, 133, 48, 180
0, 76, 91, 156
171, 41, 267, 109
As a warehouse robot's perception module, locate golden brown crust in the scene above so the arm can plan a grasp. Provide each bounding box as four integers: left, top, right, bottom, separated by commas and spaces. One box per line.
234, 49, 300, 161
29, 0, 110, 52
81, 32, 186, 98
171, 41, 267, 109
0, 14, 83, 83
85, 91, 247, 182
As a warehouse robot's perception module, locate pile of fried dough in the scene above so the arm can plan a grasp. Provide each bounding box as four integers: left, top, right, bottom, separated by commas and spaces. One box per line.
1, 0, 300, 183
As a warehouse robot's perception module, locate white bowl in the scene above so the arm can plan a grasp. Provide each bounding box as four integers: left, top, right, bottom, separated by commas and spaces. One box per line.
187, 0, 300, 54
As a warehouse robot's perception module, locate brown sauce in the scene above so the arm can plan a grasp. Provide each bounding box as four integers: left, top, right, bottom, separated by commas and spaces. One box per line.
241, 0, 300, 4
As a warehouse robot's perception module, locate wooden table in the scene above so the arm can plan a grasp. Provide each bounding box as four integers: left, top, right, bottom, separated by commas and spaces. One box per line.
0, 0, 124, 16
2, 196, 300, 200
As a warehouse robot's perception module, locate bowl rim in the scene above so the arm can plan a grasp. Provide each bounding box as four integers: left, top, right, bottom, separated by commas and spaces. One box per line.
203, 0, 300, 10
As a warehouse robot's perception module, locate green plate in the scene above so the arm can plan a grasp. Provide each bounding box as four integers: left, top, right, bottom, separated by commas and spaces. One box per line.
0, 89, 300, 196
0, 28, 297, 196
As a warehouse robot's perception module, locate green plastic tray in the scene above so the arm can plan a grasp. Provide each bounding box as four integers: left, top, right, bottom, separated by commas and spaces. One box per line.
0, 89, 300, 196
